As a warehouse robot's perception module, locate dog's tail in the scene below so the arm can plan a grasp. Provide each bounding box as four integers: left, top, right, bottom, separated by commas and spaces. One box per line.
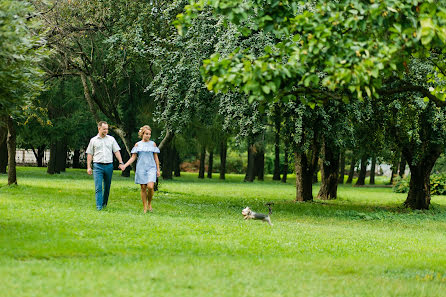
266, 202, 274, 215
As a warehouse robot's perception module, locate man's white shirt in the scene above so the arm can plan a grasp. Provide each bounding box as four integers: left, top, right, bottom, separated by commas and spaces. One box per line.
86, 134, 120, 163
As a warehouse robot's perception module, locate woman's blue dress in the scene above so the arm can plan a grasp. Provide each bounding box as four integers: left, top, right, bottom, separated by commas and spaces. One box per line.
131, 140, 160, 184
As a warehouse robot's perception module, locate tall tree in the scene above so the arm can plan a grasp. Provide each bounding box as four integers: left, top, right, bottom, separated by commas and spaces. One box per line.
179, 0, 446, 209
0, 0, 48, 184
35, 0, 174, 164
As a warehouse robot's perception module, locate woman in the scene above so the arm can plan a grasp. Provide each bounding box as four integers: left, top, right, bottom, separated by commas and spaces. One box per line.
122, 125, 160, 213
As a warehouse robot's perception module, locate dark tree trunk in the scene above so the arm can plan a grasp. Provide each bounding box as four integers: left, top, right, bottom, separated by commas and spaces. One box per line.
161, 142, 174, 180
346, 155, 356, 184
389, 167, 398, 184
338, 150, 345, 184
404, 147, 441, 210
47, 143, 59, 174
294, 151, 316, 202
399, 155, 407, 178
405, 167, 432, 209
294, 134, 319, 202
0, 137, 7, 174
281, 144, 289, 183
273, 109, 281, 180
244, 143, 255, 182
389, 155, 399, 184
254, 147, 264, 181
312, 163, 319, 184
369, 156, 376, 185
31, 145, 45, 167
355, 155, 368, 186
317, 138, 340, 200
72, 149, 80, 168
174, 148, 181, 177
7, 117, 17, 185
219, 138, 227, 180
55, 143, 67, 173
207, 149, 213, 178
198, 145, 205, 179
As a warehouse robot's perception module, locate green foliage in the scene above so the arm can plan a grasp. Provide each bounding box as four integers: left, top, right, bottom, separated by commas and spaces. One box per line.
212, 149, 246, 174
178, 0, 446, 104
17, 77, 97, 150
0, 0, 48, 115
431, 174, 446, 195
433, 154, 446, 174
2, 168, 446, 296
392, 176, 410, 194
393, 174, 446, 195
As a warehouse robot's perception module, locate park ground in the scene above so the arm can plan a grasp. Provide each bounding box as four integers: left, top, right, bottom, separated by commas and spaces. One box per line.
1, 167, 446, 297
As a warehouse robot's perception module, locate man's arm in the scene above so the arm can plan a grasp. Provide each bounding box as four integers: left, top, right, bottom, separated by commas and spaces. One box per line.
87, 154, 93, 175
114, 151, 124, 170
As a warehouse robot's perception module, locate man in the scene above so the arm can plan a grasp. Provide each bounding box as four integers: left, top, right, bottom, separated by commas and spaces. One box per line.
86, 121, 124, 210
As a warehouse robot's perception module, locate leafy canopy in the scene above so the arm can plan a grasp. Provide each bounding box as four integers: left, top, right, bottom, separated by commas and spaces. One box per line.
177, 0, 446, 104
0, 0, 48, 116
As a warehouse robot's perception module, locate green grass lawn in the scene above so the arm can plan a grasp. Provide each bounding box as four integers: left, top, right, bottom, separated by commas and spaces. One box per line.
1, 167, 446, 297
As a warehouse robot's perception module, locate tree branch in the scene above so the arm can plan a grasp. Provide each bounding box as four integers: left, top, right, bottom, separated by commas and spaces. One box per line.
378, 84, 445, 107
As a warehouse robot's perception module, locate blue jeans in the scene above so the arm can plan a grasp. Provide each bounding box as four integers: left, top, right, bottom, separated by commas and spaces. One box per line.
93, 163, 113, 210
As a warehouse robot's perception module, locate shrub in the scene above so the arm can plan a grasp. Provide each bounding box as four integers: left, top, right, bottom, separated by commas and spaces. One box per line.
430, 174, 446, 195
393, 176, 410, 193
393, 174, 446, 195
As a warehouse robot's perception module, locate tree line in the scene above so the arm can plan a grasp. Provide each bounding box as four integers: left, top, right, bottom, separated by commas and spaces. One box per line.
1, 0, 446, 210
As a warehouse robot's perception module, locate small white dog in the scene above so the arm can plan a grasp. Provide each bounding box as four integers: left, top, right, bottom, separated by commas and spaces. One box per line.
242, 204, 273, 226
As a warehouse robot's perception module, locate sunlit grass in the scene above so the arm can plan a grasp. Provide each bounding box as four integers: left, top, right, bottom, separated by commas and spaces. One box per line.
1, 167, 446, 297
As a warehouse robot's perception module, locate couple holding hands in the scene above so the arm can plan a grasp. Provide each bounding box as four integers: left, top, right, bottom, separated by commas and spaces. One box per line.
86, 121, 160, 213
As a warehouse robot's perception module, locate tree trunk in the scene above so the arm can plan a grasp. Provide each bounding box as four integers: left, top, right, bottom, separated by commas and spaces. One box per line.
346, 155, 356, 184
31, 145, 45, 167
355, 155, 368, 186
158, 132, 175, 180
174, 147, 181, 177
47, 143, 58, 174
405, 167, 432, 209
207, 149, 213, 178
404, 148, 441, 210
254, 148, 264, 181
338, 150, 345, 184
369, 156, 376, 185
161, 142, 174, 180
295, 133, 319, 202
399, 155, 407, 178
55, 142, 67, 173
158, 130, 174, 151
294, 151, 314, 202
389, 155, 399, 184
72, 149, 80, 168
7, 117, 17, 185
39, 146, 44, 167
317, 138, 340, 200
281, 144, 288, 183
219, 138, 227, 180
198, 145, 205, 179
244, 143, 255, 182
0, 137, 7, 174
312, 163, 319, 184
389, 167, 398, 184
273, 110, 281, 180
